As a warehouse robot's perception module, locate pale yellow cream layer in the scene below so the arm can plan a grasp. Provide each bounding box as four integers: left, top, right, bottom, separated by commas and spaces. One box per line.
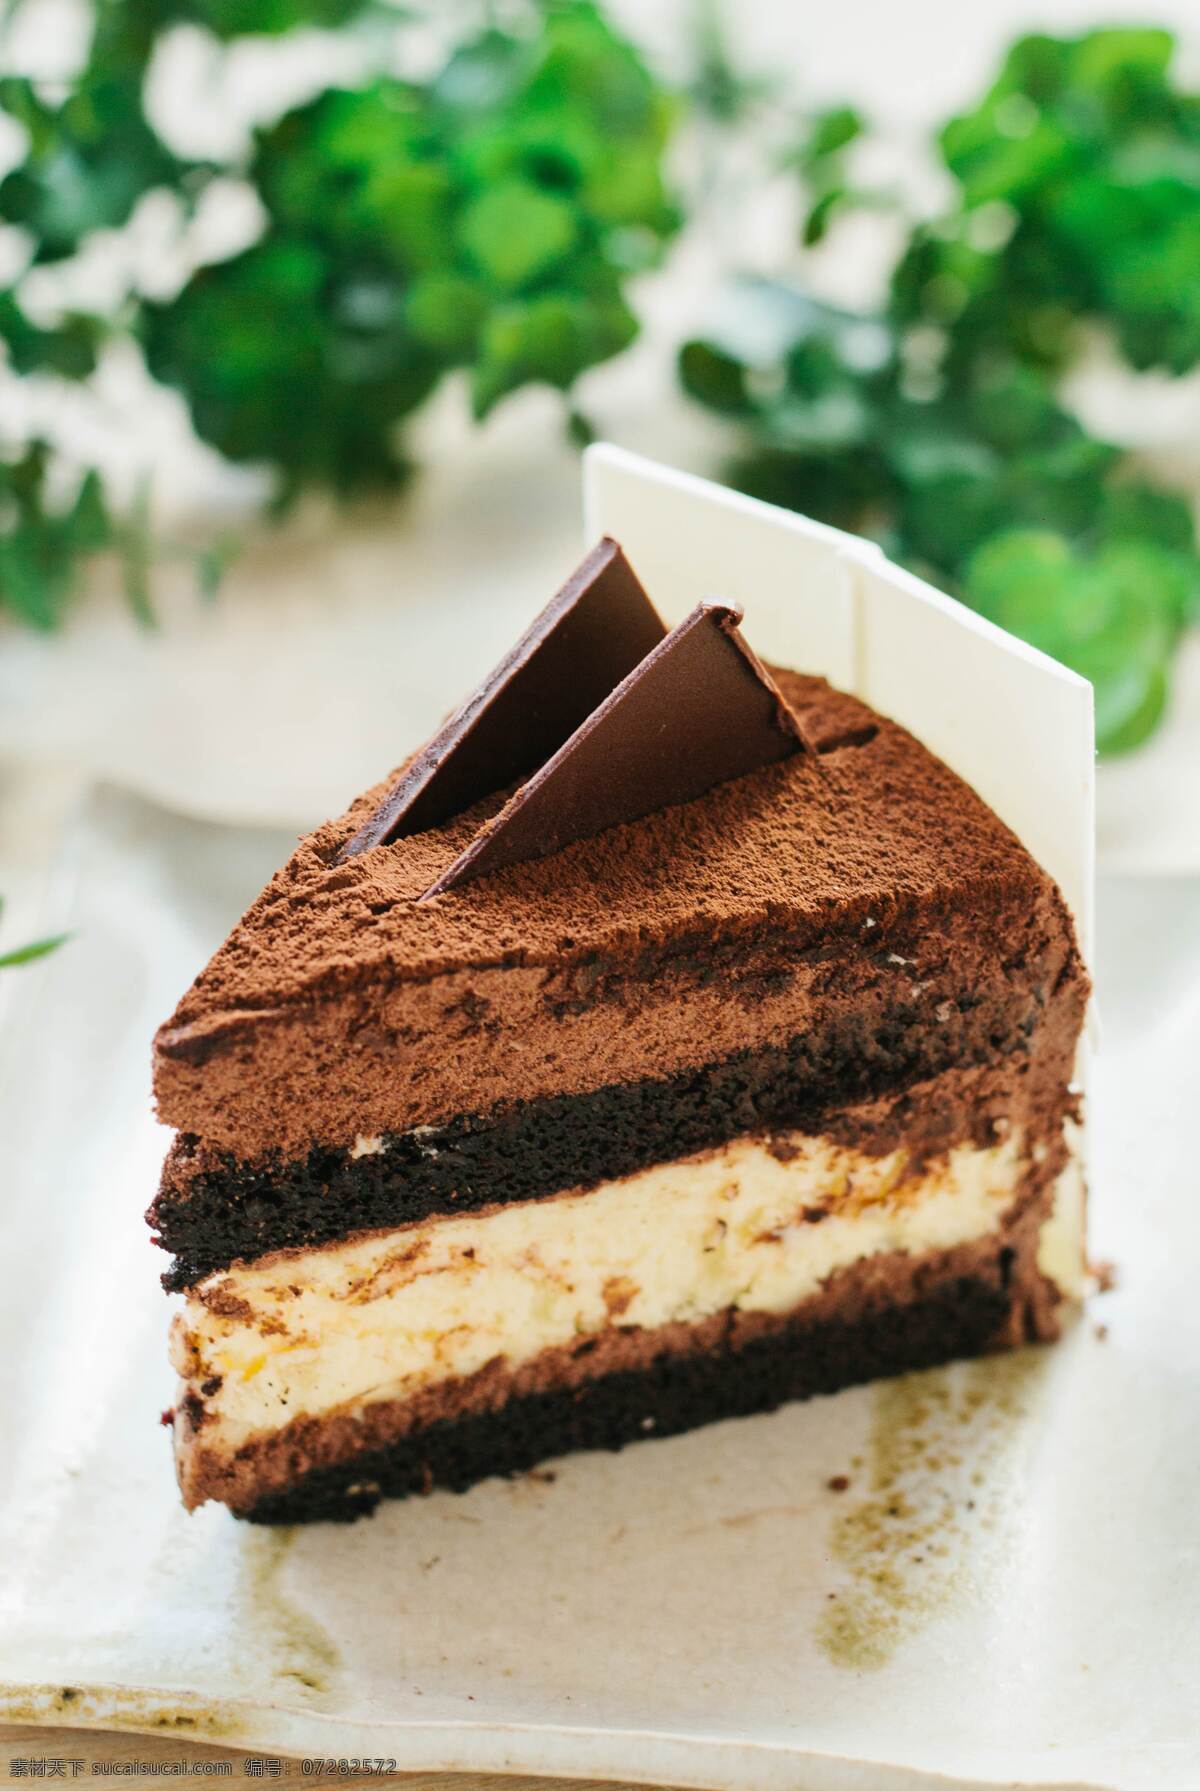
173, 1126, 1080, 1454
1036, 1127, 1088, 1300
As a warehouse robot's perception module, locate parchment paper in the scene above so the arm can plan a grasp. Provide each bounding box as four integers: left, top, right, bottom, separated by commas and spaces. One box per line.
1, 785, 1197, 1789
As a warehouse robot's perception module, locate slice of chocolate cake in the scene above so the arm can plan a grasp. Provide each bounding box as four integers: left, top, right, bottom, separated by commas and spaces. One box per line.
151, 538, 1089, 1524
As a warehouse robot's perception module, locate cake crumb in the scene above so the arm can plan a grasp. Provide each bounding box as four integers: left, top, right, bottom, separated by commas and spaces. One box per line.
602, 1275, 638, 1317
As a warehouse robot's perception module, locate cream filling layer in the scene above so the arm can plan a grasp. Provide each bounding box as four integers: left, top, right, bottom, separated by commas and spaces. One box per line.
173, 1125, 1078, 1454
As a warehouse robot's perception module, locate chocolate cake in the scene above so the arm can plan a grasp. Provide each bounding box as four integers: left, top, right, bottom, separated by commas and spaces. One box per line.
151, 540, 1089, 1523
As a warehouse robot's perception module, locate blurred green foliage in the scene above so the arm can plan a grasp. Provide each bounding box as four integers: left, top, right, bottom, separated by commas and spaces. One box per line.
1, 0, 676, 619
682, 27, 1200, 752
143, 10, 676, 496
0, 447, 112, 630
4, 9, 1199, 759
0, 18, 180, 262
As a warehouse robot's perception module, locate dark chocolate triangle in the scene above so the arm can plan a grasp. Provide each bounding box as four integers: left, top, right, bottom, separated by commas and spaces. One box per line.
340, 538, 665, 857
421, 602, 807, 900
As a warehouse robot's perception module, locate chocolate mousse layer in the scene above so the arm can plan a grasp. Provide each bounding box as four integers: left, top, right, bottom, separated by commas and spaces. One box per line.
178, 1178, 1064, 1523
152, 672, 1086, 1166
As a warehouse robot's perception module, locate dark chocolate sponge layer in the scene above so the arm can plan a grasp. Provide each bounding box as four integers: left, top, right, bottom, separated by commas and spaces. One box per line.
150, 976, 1082, 1290
240, 1251, 1046, 1524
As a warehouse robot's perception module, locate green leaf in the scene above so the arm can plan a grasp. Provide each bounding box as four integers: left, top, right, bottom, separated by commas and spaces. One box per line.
67, 470, 111, 554
803, 187, 844, 246
0, 447, 115, 630
725, 443, 891, 536
0, 932, 70, 968
678, 338, 754, 415
1086, 652, 1168, 753
960, 362, 1061, 449
0, 70, 180, 262
458, 179, 578, 292
0, 291, 104, 380
404, 272, 488, 358
1072, 28, 1174, 103
1101, 481, 1198, 557
962, 526, 1180, 751
566, 406, 595, 449
1091, 536, 1198, 635
472, 290, 635, 416
804, 105, 864, 165
368, 162, 455, 272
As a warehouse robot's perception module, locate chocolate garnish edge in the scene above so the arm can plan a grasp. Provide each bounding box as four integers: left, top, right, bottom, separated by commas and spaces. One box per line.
339, 537, 666, 859
419, 599, 811, 901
